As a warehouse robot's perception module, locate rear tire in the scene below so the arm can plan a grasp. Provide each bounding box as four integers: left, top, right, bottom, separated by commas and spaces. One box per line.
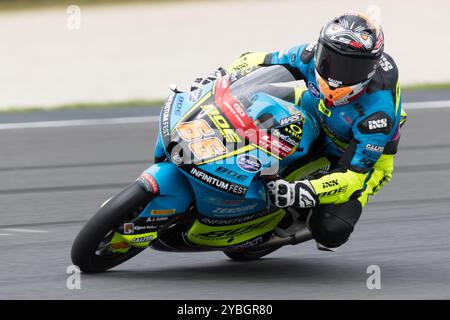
71, 182, 153, 273
224, 245, 281, 261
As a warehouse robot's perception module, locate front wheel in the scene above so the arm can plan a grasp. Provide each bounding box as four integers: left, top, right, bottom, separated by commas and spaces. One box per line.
71, 182, 153, 273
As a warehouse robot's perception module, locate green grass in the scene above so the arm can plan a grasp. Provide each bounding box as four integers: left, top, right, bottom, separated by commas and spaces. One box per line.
2, 82, 450, 113
402, 82, 450, 91
0, 99, 164, 113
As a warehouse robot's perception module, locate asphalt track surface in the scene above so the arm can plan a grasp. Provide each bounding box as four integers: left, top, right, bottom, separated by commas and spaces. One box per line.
1, 91, 450, 299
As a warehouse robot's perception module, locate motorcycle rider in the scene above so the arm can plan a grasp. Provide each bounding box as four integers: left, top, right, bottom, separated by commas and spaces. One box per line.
191, 12, 407, 250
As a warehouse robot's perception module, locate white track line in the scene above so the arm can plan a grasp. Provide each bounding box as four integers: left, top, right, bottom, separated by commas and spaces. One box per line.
402, 100, 450, 110
0, 100, 448, 131
0, 116, 159, 130
0, 233, 13, 236
1, 228, 49, 233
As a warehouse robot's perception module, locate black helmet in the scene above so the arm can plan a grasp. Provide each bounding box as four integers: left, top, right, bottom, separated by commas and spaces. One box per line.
315, 12, 384, 105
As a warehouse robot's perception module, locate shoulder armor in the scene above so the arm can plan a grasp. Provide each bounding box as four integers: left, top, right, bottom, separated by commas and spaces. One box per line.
300, 42, 317, 64
367, 53, 399, 96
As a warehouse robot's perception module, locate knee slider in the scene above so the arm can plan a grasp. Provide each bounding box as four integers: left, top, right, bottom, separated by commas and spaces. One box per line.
308, 201, 361, 248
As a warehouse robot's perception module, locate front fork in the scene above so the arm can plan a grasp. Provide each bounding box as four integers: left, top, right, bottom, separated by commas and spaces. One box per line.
110, 162, 194, 252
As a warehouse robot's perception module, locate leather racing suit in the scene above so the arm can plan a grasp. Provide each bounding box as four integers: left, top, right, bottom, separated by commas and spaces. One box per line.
225, 43, 407, 247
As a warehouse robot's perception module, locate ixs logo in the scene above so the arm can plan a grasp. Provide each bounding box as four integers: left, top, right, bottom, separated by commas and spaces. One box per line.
358, 112, 392, 134
196, 218, 273, 239
368, 118, 388, 130
321, 179, 339, 189
379, 55, 393, 72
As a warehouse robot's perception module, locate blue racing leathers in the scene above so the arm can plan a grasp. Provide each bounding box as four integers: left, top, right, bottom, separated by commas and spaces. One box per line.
226, 43, 407, 207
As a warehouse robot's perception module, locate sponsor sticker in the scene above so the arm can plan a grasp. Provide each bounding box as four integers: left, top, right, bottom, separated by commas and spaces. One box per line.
215, 166, 248, 182
219, 76, 230, 89
308, 81, 321, 98
365, 144, 384, 153
188, 87, 203, 103
150, 209, 177, 215
133, 225, 157, 232
321, 179, 339, 189
123, 223, 134, 235
199, 211, 268, 225
138, 173, 160, 194
228, 236, 263, 249
327, 78, 342, 88
146, 216, 169, 223
279, 113, 303, 126
186, 210, 285, 247
272, 129, 299, 146
318, 99, 331, 117
282, 123, 303, 140
212, 203, 258, 214
189, 167, 248, 196
161, 92, 175, 137
131, 235, 154, 244
174, 96, 184, 116
237, 154, 262, 173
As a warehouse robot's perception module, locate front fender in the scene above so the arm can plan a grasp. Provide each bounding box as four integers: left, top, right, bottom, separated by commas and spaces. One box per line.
154, 133, 166, 163
138, 162, 194, 216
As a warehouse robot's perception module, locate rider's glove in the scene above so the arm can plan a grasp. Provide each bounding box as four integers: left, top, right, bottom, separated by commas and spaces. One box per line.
268, 179, 318, 209
190, 67, 227, 91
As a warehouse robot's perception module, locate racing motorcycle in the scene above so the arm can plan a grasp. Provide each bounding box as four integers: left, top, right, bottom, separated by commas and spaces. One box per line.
71, 65, 327, 273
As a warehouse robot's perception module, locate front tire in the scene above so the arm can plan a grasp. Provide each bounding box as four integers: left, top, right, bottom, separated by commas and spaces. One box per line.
71, 182, 153, 273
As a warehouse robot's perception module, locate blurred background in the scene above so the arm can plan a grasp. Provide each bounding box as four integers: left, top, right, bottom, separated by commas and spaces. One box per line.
1, 0, 450, 109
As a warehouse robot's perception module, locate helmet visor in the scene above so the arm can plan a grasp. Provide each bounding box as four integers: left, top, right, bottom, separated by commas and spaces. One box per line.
315, 40, 379, 86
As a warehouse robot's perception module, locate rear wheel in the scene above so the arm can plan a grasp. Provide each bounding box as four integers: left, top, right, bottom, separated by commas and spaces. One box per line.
224, 245, 281, 261
71, 182, 153, 273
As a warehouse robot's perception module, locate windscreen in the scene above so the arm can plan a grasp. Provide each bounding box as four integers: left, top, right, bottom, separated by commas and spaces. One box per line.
229, 66, 297, 129
230, 65, 296, 103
